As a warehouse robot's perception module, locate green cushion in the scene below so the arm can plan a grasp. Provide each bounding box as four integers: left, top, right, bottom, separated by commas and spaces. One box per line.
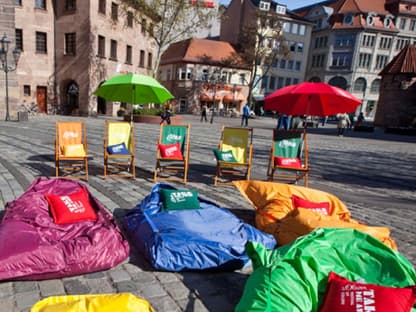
159, 189, 200, 211
213, 149, 237, 162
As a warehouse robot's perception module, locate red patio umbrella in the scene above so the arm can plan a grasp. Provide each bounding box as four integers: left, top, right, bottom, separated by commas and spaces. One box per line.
264, 82, 362, 116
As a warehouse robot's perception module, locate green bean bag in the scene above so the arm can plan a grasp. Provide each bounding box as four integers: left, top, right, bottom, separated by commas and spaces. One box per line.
236, 228, 416, 312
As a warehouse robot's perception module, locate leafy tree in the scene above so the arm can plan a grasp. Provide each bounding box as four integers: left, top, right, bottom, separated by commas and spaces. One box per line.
234, 10, 289, 106
120, 0, 218, 77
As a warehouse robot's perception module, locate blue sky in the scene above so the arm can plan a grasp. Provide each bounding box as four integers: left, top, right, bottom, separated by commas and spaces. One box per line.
219, 0, 320, 10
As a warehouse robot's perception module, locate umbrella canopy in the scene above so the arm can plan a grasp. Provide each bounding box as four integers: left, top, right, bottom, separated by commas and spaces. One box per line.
94, 73, 174, 105
264, 82, 361, 116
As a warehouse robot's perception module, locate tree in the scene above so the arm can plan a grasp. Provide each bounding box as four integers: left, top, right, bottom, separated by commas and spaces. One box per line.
120, 0, 218, 77
234, 10, 289, 107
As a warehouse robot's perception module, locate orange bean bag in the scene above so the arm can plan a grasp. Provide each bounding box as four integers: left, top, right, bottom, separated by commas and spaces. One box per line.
233, 180, 397, 249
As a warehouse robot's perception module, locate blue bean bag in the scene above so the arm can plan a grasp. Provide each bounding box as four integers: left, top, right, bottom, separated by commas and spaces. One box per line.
123, 183, 276, 271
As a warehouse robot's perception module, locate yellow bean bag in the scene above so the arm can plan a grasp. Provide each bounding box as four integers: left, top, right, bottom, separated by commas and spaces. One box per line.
30, 293, 154, 312
233, 180, 397, 249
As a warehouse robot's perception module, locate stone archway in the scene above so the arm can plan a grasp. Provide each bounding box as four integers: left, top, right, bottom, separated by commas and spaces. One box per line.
64, 81, 79, 115
328, 76, 348, 89
97, 81, 107, 115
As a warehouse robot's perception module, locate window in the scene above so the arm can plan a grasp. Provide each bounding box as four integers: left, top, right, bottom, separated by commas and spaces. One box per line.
283, 22, 290, 33
15, 29, 23, 51
111, 2, 118, 21
64, 32, 76, 55
358, 53, 371, 68
335, 35, 354, 47
261, 76, 268, 89
353, 78, 366, 92
289, 41, 296, 52
269, 76, 276, 90
259, 1, 270, 11
149, 23, 154, 36
35, 0, 46, 9
344, 14, 353, 24
361, 34, 375, 47
15, 0, 22, 5
275, 5, 286, 14
147, 52, 152, 69
23, 85, 30, 96
396, 38, 410, 50
139, 50, 145, 67
239, 73, 246, 84
399, 18, 406, 30
285, 77, 292, 86
178, 68, 192, 80
127, 11, 133, 27
280, 59, 286, 69
375, 54, 388, 69
370, 79, 380, 93
35, 32, 47, 54
98, 35, 105, 57
98, 0, 106, 14
110, 39, 117, 60
299, 25, 306, 35
293, 78, 299, 84
291, 23, 298, 34
379, 36, 392, 49
410, 19, 416, 31
65, 0, 76, 11
295, 61, 301, 71
141, 18, 146, 34
126, 45, 132, 64
297, 42, 304, 53
277, 77, 284, 89
166, 69, 171, 81
287, 60, 294, 70
331, 53, 351, 67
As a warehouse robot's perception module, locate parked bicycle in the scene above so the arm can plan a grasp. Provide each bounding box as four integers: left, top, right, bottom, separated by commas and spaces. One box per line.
20, 102, 38, 116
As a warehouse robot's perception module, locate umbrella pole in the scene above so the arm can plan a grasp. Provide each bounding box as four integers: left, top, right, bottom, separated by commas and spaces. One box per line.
131, 85, 135, 127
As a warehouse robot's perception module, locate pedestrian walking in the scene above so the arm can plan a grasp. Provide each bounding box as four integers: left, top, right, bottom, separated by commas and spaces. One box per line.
160, 107, 171, 125
321, 116, 328, 126
337, 112, 351, 136
241, 103, 250, 127
200, 104, 208, 122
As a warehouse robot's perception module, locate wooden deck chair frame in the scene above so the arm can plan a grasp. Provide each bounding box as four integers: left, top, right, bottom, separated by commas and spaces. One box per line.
214, 126, 253, 186
103, 121, 135, 179
55, 121, 88, 181
267, 129, 309, 187
154, 124, 190, 184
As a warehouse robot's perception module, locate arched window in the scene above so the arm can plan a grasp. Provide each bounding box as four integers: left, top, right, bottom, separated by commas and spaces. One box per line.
353, 77, 367, 92
309, 76, 321, 82
328, 76, 348, 89
370, 79, 381, 93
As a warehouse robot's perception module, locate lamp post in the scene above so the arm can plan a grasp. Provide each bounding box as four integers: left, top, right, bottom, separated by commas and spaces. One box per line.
0, 33, 21, 121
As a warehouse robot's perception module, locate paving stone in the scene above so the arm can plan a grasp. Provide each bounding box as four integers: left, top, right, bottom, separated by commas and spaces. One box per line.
83, 271, 106, 279
164, 282, 191, 301
177, 296, 210, 312
0, 282, 13, 299
13, 282, 38, 294
85, 278, 115, 293
0, 297, 16, 312
15, 291, 41, 310
149, 296, 181, 312
154, 272, 181, 284
137, 282, 168, 299
109, 269, 132, 283
63, 279, 90, 295
115, 280, 139, 293
38, 279, 65, 297
129, 271, 156, 283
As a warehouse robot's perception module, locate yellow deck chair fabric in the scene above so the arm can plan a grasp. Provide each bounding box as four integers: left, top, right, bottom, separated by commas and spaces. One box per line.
233, 180, 397, 249
104, 121, 135, 178
267, 129, 309, 187
214, 127, 253, 186
30, 293, 153, 312
55, 121, 88, 180
154, 124, 190, 184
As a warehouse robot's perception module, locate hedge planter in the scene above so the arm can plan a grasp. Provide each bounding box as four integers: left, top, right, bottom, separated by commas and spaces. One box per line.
124, 114, 183, 124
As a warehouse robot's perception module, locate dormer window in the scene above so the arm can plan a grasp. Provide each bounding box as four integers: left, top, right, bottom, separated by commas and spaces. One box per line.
343, 14, 353, 25
384, 15, 393, 28
259, 1, 270, 11
275, 4, 286, 14
366, 12, 377, 26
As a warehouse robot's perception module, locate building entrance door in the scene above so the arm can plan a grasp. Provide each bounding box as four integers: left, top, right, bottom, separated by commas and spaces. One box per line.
36, 86, 47, 113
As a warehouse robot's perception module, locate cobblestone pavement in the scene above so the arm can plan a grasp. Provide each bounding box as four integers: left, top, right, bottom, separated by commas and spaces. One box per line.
0, 114, 415, 311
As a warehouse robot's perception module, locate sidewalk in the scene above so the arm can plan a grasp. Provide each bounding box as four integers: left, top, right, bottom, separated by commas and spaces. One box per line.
0, 114, 415, 311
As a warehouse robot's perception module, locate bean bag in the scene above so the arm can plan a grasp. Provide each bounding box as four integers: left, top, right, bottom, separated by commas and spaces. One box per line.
31, 293, 153, 312
0, 177, 129, 281
236, 228, 416, 312
233, 180, 397, 249
123, 183, 276, 271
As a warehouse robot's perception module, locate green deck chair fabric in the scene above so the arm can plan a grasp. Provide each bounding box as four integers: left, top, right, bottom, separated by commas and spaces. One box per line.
236, 228, 416, 312
160, 125, 187, 154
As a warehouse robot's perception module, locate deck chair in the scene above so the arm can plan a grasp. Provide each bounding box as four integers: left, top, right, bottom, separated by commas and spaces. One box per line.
267, 129, 309, 187
55, 121, 88, 180
103, 121, 135, 178
214, 126, 253, 186
154, 124, 190, 184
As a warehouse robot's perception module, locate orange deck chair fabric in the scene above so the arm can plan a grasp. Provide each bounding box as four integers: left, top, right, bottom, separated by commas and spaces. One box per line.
233, 180, 397, 249
55, 121, 88, 181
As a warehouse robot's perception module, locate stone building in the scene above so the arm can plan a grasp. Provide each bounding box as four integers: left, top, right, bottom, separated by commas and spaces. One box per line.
220, 0, 313, 102
8, 0, 157, 117
375, 44, 416, 128
159, 38, 250, 114
295, 0, 416, 119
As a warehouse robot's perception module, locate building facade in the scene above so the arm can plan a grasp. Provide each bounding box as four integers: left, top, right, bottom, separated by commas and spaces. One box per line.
159, 38, 251, 114
296, 0, 416, 119
8, 0, 157, 118
220, 0, 313, 101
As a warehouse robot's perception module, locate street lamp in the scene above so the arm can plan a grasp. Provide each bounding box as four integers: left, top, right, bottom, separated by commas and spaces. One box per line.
0, 33, 21, 121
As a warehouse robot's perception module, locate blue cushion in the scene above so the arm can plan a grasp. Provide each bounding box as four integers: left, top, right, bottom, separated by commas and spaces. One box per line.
107, 142, 130, 155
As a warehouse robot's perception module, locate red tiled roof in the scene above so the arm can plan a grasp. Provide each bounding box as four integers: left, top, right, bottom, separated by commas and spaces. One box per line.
379, 44, 416, 75
160, 38, 245, 67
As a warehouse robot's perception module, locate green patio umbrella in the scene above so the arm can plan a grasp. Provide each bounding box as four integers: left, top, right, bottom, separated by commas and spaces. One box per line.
94, 73, 174, 121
